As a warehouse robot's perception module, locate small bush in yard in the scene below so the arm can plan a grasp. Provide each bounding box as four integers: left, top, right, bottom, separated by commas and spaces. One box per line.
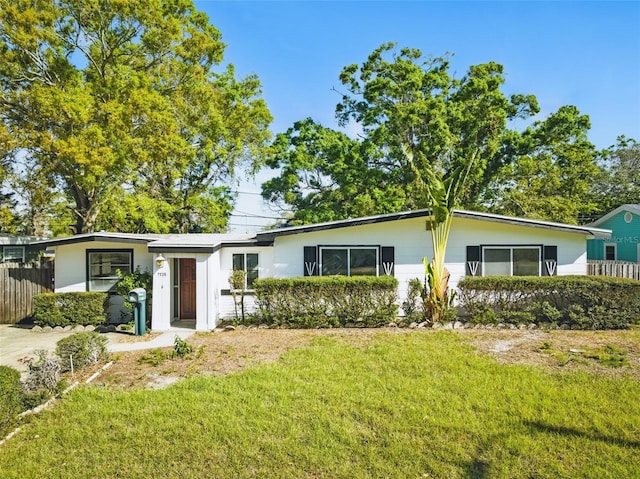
20, 350, 63, 407
56, 332, 109, 372
0, 366, 23, 437
172, 336, 194, 358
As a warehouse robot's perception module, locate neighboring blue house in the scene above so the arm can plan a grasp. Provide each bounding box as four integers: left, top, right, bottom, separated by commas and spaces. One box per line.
587, 204, 640, 262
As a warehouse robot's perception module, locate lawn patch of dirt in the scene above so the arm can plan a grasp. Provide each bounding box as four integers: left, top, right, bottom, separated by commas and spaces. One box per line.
460, 328, 640, 378
80, 328, 640, 390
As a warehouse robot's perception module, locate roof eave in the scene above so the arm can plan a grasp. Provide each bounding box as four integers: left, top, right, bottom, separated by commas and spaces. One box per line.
31, 233, 157, 247
257, 208, 611, 240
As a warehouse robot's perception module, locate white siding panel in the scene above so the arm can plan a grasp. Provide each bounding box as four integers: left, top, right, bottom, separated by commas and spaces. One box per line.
219, 295, 257, 321
216, 246, 273, 321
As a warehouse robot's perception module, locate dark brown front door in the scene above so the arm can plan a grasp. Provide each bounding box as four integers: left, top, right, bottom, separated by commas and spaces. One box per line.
179, 258, 196, 319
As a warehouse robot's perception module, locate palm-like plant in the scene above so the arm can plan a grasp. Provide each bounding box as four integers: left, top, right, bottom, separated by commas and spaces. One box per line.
404, 146, 477, 322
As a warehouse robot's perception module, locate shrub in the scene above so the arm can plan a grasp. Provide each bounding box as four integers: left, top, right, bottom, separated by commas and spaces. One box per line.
0, 366, 23, 437
172, 336, 194, 358
56, 332, 109, 372
229, 270, 247, 322
116, 267, 152, 324
20, 350, 62, 400
253, 276, 398, 328
402, 278, 428, 323
458, 275, 640, 329
33, 292, 108, 327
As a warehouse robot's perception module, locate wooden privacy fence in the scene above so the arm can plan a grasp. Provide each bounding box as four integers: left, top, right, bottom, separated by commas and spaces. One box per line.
587, 260, 640, 281
0, 262, 54, 324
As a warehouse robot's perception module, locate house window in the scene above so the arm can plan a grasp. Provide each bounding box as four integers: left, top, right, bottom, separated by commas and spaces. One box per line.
482, 246, 540, 276
87, 250, 133, 292
604, 243, 616, 261
232, 253, 259, 289
320, 247, 378, 276
2, 246, 25, 263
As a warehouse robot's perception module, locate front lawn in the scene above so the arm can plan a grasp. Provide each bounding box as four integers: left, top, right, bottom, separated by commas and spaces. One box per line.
1, 331, 639, 478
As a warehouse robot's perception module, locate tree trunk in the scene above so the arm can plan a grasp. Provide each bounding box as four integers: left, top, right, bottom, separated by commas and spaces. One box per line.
70, 185, 100, 234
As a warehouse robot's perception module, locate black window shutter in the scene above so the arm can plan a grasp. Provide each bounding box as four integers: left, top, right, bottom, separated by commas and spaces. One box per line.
543, 246, 558, 276
466, 246, 481, 276
381, 247, 395, 276
303, 246, 318, 276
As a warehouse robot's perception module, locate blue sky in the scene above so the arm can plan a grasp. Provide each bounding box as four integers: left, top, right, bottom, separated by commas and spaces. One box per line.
194, 0, 640, 231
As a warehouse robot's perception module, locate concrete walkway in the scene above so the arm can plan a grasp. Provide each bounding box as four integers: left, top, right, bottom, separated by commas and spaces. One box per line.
0, 323, 195, 373
108, 328, 195, 352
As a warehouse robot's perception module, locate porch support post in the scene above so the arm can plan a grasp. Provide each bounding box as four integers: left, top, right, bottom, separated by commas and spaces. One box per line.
151, 254, 171, 331
195, 256, 209, 331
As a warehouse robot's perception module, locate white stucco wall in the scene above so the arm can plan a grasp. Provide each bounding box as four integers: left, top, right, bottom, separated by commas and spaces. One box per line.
270, 216, 591, 306
52, 241, 153, 322
271, 216, 431, 304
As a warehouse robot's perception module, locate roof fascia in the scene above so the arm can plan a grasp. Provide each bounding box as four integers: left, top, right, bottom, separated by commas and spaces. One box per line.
257, 208, 610, 240
32, 234, 155, 248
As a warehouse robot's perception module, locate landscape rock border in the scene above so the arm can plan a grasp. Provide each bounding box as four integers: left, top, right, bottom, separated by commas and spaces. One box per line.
31, 324, 125, 333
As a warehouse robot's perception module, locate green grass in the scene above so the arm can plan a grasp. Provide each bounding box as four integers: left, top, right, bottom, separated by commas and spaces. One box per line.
2, 332, 639, 478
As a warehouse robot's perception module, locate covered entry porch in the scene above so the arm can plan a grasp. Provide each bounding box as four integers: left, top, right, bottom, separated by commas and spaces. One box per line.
150, 248, 220, 332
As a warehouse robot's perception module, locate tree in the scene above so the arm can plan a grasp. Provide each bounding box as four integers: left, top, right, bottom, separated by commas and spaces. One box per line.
264, 43, 538, 221
481, 105, 601, 224
594, 137, 640, 213
0, 0, 271, 234
262, 118, 408, 225
336, 43, 538, 205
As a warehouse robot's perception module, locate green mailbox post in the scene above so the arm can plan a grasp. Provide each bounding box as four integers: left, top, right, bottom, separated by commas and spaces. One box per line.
128, 288, 147, 336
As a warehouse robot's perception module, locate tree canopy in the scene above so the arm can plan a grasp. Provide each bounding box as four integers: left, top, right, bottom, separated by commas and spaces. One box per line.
0, 0, 271, 234
480, 105, 602, 224
264, 43, 540, 224
263, 43, 621, 226
594, 137, 640, 213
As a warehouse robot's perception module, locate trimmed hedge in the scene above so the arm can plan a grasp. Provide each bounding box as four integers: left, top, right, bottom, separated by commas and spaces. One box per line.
33, 292, 108, 327
0, 366, 23, 438
458, 275, 640, 329
253, 276, 399, 328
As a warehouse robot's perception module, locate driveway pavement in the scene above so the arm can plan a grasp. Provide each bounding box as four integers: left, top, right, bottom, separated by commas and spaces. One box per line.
0, 324, 195, 373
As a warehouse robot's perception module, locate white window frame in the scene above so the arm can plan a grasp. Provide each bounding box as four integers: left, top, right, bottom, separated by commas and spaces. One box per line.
481, 246, 541, 276
604, 243, 617, 261
232, 253, 259, 289
2, 246, 25, 263
87, 249, 133, 293
319, 246, 379, 277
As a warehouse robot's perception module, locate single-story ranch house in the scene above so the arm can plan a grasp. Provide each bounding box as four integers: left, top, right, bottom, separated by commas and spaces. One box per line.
34, 209, 611, 331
